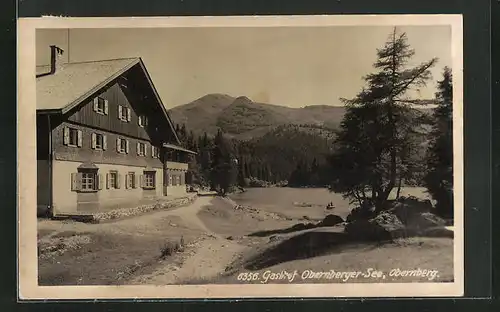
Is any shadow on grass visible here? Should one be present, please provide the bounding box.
[242,231,351,271]
[238,226,453,271]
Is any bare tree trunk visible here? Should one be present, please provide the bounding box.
[378,27,398,212]
[396,174,403,199]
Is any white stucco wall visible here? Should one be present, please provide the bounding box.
[52,160,163,215]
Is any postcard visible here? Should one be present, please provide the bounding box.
[17,14,463,299]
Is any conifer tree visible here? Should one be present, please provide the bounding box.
[424,67,453,218]
[210,130,237,195]
[329,28,437,210]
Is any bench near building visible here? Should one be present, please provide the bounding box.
[36,46,196,217]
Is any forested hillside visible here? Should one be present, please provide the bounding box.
[169,93,434,189]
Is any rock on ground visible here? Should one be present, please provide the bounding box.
[345,211,406,241]
[318,214,344,227]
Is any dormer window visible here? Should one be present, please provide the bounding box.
[118,105,131,122]
[138,115,148,127]
[93,97,108,115]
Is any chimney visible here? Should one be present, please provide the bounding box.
[49,45,64,74]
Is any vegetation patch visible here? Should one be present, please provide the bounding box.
[38,232,92,260]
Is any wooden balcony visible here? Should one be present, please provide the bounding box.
[166,161,188,171]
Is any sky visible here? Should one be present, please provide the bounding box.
[36,26,451,108]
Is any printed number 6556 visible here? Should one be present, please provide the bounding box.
[237,272,260,281]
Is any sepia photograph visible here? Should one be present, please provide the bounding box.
[17,15,463,299]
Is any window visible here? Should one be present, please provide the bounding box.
[145,173,155,188]
[126,172,136,189]
[93,97,108,115]
[117,138,129,154]
[81,172,95,190]
[118,105,131,122]
[71,167,102,192]
[108,171,118,189]
[137,142,147,156]
[138,115,148,127]
[170,174,180,186]
[63,127,82,147]
[151,146,160,158]
[91,133,107,150]
[142,171,156,189]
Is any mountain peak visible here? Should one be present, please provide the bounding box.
[233,96,254,104]
[168,93,346,140]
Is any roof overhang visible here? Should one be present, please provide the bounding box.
[163,143,197,155]
[36,109,63,115]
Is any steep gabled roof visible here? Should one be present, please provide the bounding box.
[36,57,181,145]
[36,58,140,112]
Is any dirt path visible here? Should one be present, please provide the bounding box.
[127,196,246,285]
[39,196,215,237]
[39,195,247,285]
[129,235,244,285]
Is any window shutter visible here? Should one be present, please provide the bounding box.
[118,105,123,120]
[63,127,69,145]
[134,174,139,188]
[125,174,129,189]
[138,116,142,127]
[127,108,131,122]
[71,173,82,191]
[91,133,96,149]
[98,174,103,190]
[93,98,98,112]
[151,145,155,158]
[77,130,83,147]
[116,138,121,153]
[104,99,109,115]
[140,174,145,188]
[136,142,140,155]
[103,135,107,150]
[106,173,110,189]
[126,140,130,154]
[116,173,121,189]
[144,144,148,156]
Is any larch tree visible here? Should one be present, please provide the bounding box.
[329,27,438,211]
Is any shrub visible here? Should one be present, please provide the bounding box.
[159,236,185,259]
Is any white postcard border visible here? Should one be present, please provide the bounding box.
[17,14,464,300]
